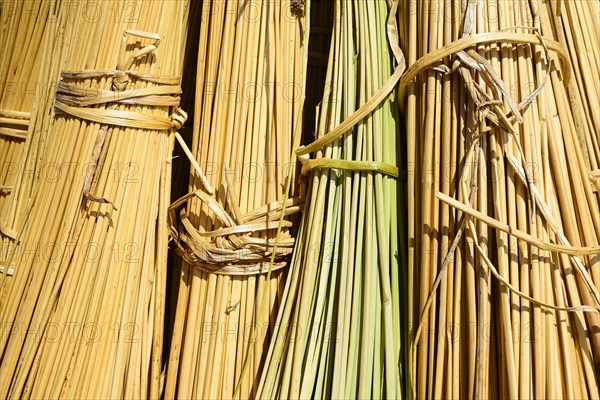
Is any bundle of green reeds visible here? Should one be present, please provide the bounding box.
[165,1,309,398]
[0,1,190,398]
[254,0,406,398]
[400,0,600,398]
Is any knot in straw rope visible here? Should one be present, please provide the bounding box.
[111,71,129,91]
[170,108,187,130]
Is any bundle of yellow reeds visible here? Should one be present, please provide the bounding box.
[0,0,62,282]
[165,1,309,398]
[255,0,406,397]
[547,0,600,208]
[400,0,600,398]
[0,1,190,398]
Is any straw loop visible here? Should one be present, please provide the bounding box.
[412,18,600,390]
[300,157,399,178]
[55,31,182,131]
[60,69,181,85]
[436,25,554,219]
[296,0,406,158]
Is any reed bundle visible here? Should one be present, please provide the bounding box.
[254,0,406,397]
[0,1,190,398]
[400,0,600,398]
[0,0,62,281]
[165,1,308,398]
